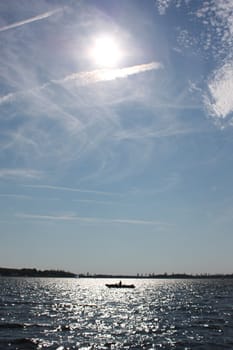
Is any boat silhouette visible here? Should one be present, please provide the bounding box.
[105,281,135,289]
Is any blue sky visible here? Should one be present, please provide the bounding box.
[1,0,233,275]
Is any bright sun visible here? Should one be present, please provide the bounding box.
[91,36,122,67]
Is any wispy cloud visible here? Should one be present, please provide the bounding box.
[0,194,31,200]
[23,184,120,197]
[0,92,15,105]
[115,125,197,141]
[156,0,233,125]
[72,199,115,205]
[17,212,171,227]
[0,8,63,33]
[56,62,162,86]
[0,62,162,106]
[0,169,43,180]
[156,0,173,15]
[129,173,181,195]
[192,0,233,123]
[0,193,60,201]
[205,60,233,121]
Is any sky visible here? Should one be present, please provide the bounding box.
[1,0,233,275]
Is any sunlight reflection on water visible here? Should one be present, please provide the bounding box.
[0,278,233,349]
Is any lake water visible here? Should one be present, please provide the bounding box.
[0,278,233,349]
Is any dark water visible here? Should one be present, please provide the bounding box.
[0,278,233,349]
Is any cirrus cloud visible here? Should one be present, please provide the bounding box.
[0,168,43,180]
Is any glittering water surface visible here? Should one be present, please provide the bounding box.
[0,278,233,349]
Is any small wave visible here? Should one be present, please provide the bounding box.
[0,323,25,329]
[0,322,47,329]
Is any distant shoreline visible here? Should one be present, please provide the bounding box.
[0,267,233,279]
[0,267,77,278]
[79,273,233,279]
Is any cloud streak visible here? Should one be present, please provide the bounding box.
[0,194,31,200]
[0,62,162,106]
[17,212,171,227]
[57,62,162,85]
[115,125,198,141]
[0,8,63,33]
[0,169,43,180]
[23,184,120,197]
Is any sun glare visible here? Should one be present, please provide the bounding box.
[91,36,122,67]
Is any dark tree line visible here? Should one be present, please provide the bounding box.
[0,267,77,277]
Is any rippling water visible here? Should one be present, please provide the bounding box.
[0,278,233,349]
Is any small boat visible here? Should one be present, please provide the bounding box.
[105,281,135,289]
